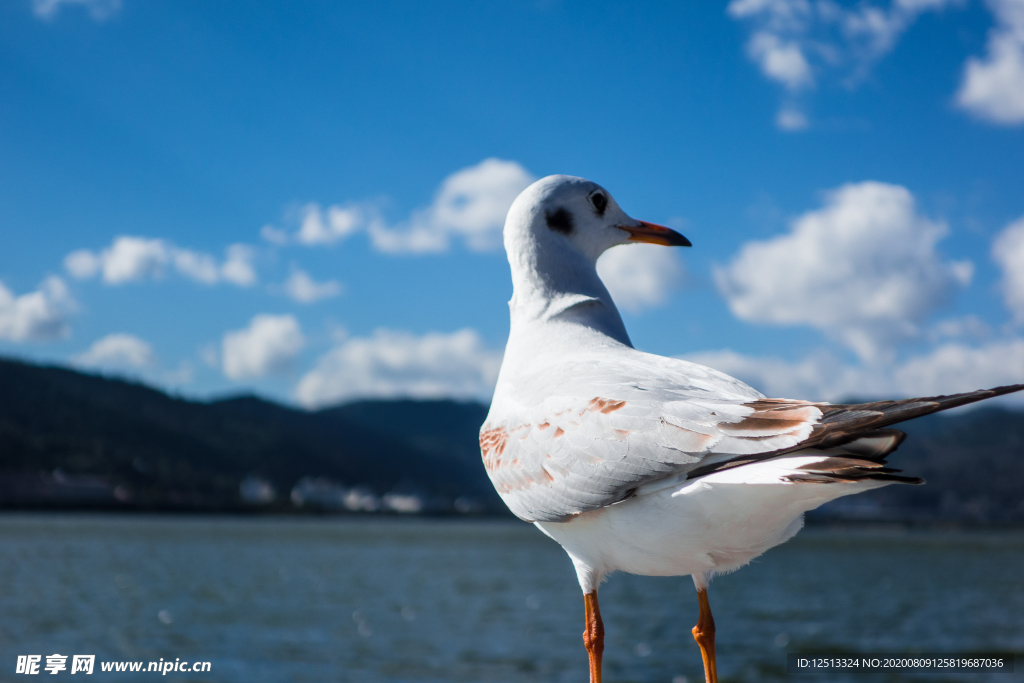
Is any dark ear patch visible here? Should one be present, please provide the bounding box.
[545,207,573,235]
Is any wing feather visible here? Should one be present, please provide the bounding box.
[482,347,1024,523]
[686,383,1024,480]
[481,354,826,522]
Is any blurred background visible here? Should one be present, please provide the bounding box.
[0,1,1022,681]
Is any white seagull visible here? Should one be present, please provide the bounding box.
[479,175,1023,683]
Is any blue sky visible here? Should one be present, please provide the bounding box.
[2,0,1023,407]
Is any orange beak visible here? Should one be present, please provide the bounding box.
[619,221,691,247]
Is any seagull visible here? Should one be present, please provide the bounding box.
[479,175,1023,683]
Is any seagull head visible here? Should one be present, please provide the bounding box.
[502,175,690,335]
[504,175,690,265]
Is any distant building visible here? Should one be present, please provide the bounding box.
[382,492,423,514]
[239,475,276,505]
[343,486,379,512]
[290,477,347,509]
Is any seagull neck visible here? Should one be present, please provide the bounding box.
[507,245,632,348]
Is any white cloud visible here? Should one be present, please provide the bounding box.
[892,338,1024,396]
[683,338,1024,402]
[283,269,343,304]
[0,277,75,342]
[597,243,682,314]
[32,0,120,21]
[746,31,814,91]
[715,181,972,363]
[63,250,101,279]
[260,224,290,245]
[222,314,304,380]
[776,107,809,130]
[64,237,258,287]
[728,0,812,30]
[221,244,258,287]
[92,236,169,284]
[928,314,990,342]
[172,249,219,284]
[163,360,195,386]
[296,204,364,246]
[274,159,536,253]
[993,214,1024,322]
[294,328,502,408]
[727,0,962,128]
[199,343,219,369]
[383,157,536,252]
[73,333,155,371]
[957,0,1024,125]
[683,348,858,402]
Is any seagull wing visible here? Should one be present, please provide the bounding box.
[482,352,816,522]
[481,351,1024,523]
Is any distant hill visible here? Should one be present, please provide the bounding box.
[0,357,498,513]
[0,356,1022,521]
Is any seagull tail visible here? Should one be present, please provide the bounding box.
[814,383,1024,449]
[686,384,1024,481]
[780,455,924,486]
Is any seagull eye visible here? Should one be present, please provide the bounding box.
[546,207,574,234]
[589,192,608,216]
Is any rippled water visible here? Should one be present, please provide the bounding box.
[0,514,1020,682]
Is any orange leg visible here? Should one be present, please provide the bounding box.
[692,588,718,683]
[583,591,604,683]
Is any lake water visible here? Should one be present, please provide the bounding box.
[0,514,1020,682]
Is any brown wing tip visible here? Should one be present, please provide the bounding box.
[823,383,1024,431]
[985,383,1024,398]
[933,383,1024,405]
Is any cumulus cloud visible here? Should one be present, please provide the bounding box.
[378,158,535,252]
[221,244,258,286]
[222,315,305,380]
[683,348,859,402]
[745,30,814,91]
[776,107,809,130]
[66,237,166,283]
[928,314,990,342]
[163,360,194,386]
[73,333,155,371]
[0,277,75,342]
[683,338,1024,402]
[172,249,219,284]
[295,204,364,246]
[63,249,103,280]
[260,225,290,245]
[295,328,502,408]
[270,159,536,253]
[715,181,972,363]
[32,0,120,21]
[993,214,1024,322]
[283,269,343,304]
[956,0,1024,125]
[64,237,258,287]
[727,0,962,128]
[597,243,682,314]
[891,338,1024,396]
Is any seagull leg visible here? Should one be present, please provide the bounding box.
[583,590,604,683]
[692,588,718,683]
